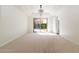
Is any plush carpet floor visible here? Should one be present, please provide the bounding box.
[0,33,79,53]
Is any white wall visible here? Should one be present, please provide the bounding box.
[27,16,33,33]
[48,16,53,33]
[57,6,79,45]
[52,16,59,34]
[0,6,2,41]
[0,6,27,47]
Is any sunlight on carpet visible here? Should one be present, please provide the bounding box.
[36,33,57,36]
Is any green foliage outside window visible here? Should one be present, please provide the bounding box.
[41,23,47,29]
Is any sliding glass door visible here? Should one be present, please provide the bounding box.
[33,18,48,33]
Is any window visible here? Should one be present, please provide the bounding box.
[33,18,48,33]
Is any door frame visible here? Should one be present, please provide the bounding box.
[33,18,48,33]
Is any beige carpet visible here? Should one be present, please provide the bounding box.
[0,33,79,53]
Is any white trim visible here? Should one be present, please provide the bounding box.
[0,33,26,47]
[61,36,79,46]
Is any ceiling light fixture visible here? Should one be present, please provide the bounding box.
[38,5,44,17]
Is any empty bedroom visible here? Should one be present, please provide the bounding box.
[0,5,79,53]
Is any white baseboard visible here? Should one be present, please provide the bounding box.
[0,32,26,47]
[0,37,17,47]
[61,36,79,46]
[67,39,79,46]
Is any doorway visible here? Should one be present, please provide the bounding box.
[33,18,48,33]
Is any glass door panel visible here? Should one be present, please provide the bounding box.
[40,18,48,32]
[33,18,48,33]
